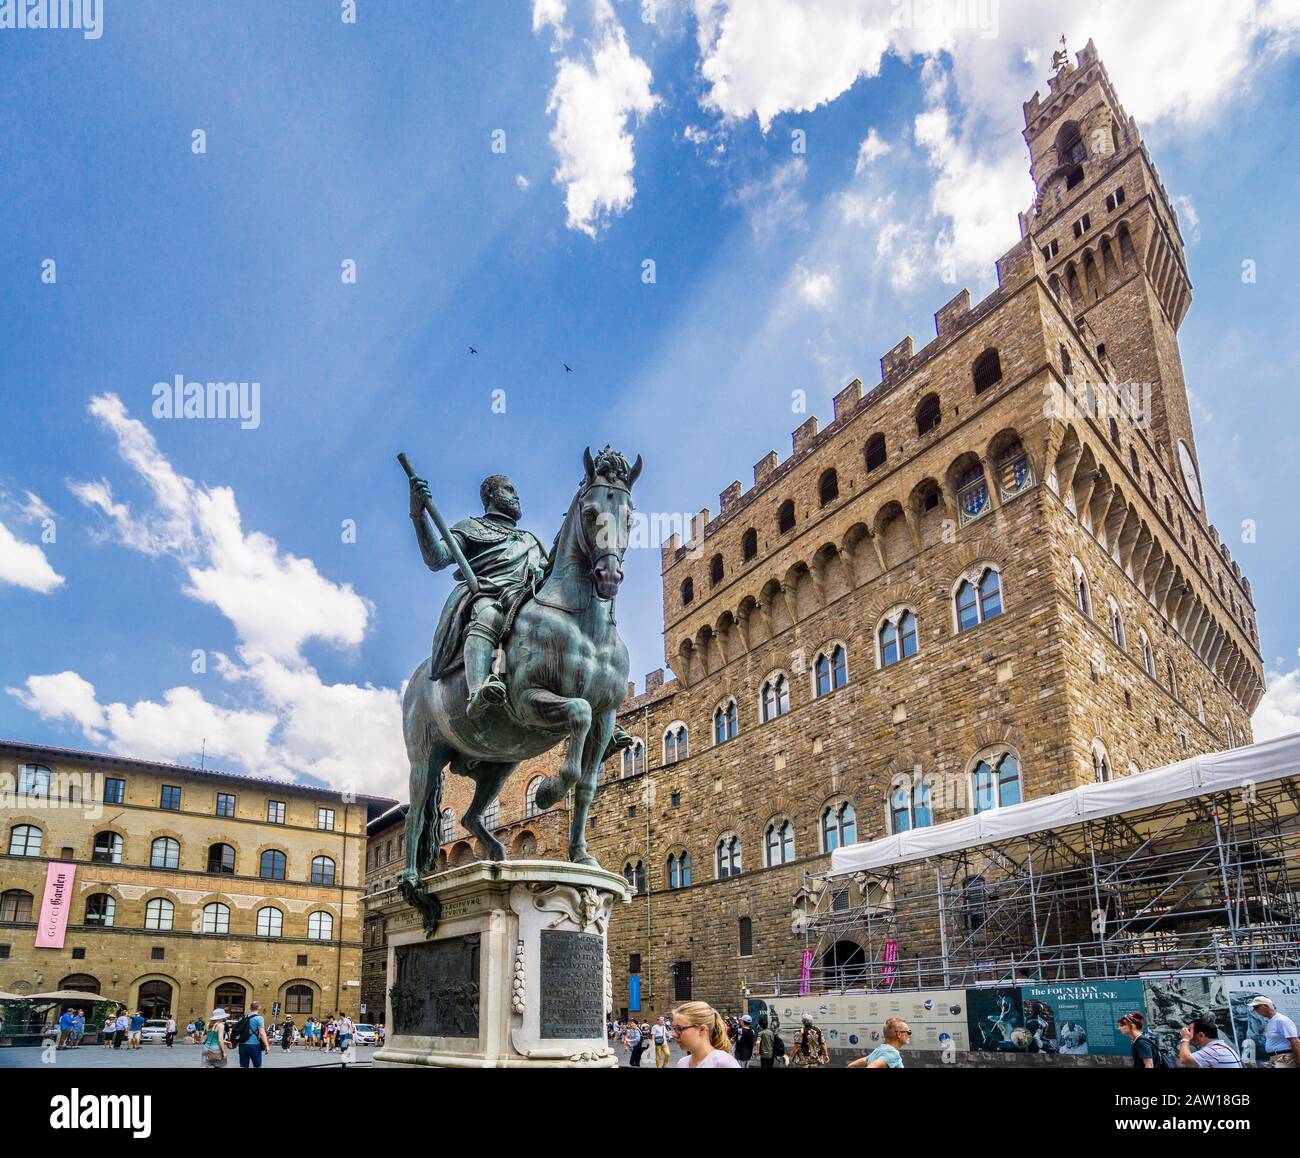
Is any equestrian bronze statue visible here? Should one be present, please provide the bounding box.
[398,446,641,931]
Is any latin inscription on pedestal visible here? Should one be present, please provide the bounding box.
[391,935,480,1038]
[539,929,603,1039]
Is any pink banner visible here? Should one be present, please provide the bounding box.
[799,948,814,995]
[35,862,76,949]
[882,940,898,987]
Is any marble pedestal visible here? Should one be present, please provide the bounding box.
[371,859,628,1069]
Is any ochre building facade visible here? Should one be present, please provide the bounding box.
[406,42,1264,1018]
[0,740,394,1028]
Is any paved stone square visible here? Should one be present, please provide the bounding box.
[0,1042,376,1069]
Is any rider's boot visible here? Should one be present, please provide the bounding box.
[464,633,507,720]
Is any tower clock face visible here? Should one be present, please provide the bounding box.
[1177,439,1202,511]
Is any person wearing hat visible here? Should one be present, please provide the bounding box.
[789,1012,830,1068]
[1249,996,1300,1068]
[734,1014,756,1067]
[201,1008,229,1068]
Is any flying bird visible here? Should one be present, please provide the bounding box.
[564,364,573,373]
[469,346,478,354]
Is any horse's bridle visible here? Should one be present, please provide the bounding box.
[533,479,631,617]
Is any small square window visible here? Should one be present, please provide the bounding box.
[104,777,125,804]
[1124,691,1132,710]
[297,954,308,967]
[160,785,182,811]
[0,945,10,960]
[60,846,74,861]
[629,953,642,973]
[628,805,637,819]
[71,946,86,960]
[151,947,165,961]
[267,800,286,825]
[317,808,336,832]
[671,791,681,808]
[216,792,236,818]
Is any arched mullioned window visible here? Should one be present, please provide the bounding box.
[207,843,235,874]
[819,469,839,506]
[878,608,918,667]
[620,739,646,778]
[865,433,887,472]
[972,348,1003,394]
[0,889,34,923]
[760,674,789,722]
[84,893,115,927]
[971,752,1022,814]
[151,837,181,870]
[525,778,544,816]
[202,902,230,935]
[764,818,795,866]
[954,566,1003,632]
[716,835,741,879]
[709,554,724,585]
[813,644,847,697]
[820,802,856,852]
[663,723,689,765]
[260,849,287,880]
[1107,596,1126,650]
[916,394,941,435]
[713,698,737,744]
[889,776,933,833]
[92,831,123,864]
[1071,558,1092,618]
[777,499,795,534]
[1140,630,1156,679]
[742,528,758,561]
[17,764,52,798]
[307,911,334,941]
[623,860,645,894]
[667,851,692,889]
[439,808,456,842]
[257,906,283,938]
[1091,740,1112,784]
[9,824,43,857]
[144,897,174,930]
[311,855,336,885]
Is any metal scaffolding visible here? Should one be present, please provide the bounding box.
[789,771,1300,995]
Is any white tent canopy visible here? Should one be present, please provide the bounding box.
[829,732,1300,878]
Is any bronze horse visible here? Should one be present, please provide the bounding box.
[399,447,640,929]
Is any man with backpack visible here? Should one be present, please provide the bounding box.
[733,1014,756,1067]
[756,1016,781,1069]
[229,1002,270,1068]
[789,1012,830,1068]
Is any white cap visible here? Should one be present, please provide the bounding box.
[1248,996,1274,1010]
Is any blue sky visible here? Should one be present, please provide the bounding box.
[2,0,1298,800]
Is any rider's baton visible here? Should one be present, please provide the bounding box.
[398,452,480,594]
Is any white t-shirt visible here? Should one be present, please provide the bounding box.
[677,1049,741,1068]
[651,1024,668,1044]
[1265,1013,1299,1054]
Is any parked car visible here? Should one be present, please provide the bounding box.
[139,1019,169,1044]
[352,1023,378,1045]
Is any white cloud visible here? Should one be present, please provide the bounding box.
[794,265,835,309]
[692,0,1300,279]
[1253,665,1300,742]
[532,0,570,45]
[0,518,64,594]
[1173,193,1201,244]
[545,7,658,238]
[732,156,807,241]
[854,127,890,173]
[515,173,530,190]
[12,394,409,799]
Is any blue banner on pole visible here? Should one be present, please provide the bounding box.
[629,974,641,1013]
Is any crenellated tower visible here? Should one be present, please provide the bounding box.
[1020,38,1205,522]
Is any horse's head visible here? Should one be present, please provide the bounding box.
[578,445,642,600]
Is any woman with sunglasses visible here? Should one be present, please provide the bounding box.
[671,1001,741,1068]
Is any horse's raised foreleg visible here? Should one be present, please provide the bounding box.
[515,689,592,812]
[463,762,515,862]
[570,710,615,867]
